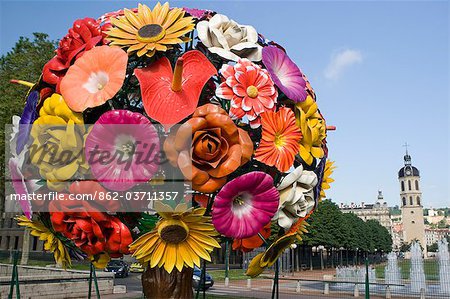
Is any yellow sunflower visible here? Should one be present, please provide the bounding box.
[320,160,335,200]
[106,2,195,57]
[129,203,220,273]
[16,216,71,268]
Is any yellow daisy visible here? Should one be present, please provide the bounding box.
[106,2,195,57]
[129,203,220,273]
[320,160,335,200]
[16,216,72,268]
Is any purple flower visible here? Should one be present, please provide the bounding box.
[85,110,160,191]
[262,46,307,103]
[212,172,279,239]
[183,7,209,19]
[9,158,33,219]
[16,91,38,154]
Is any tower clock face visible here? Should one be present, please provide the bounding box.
[406,169,411,175]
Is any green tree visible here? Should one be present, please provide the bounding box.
[427,242,438,252]
[303,199,346,248]
[0,33,56,205]
[341,212,365,250]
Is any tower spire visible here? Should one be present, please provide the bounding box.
[403,142,411,166]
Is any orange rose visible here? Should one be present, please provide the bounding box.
[164,104,253,193]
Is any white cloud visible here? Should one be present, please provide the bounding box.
[324,49,363,80]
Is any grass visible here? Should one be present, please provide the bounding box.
[208,269,256,281]
[375,259,439,281]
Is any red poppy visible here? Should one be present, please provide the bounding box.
[135,50,217,131]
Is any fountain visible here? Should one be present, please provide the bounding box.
[438,238,450,294]
[409,241,426,293]
[335,265,376,291]
[385,252,402,290]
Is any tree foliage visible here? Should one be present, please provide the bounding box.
[0,33,56,201]
[303,200,393,253]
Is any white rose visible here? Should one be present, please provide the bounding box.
[197,14,262,62]
[274,165,318,230]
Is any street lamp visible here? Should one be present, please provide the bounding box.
[311,246,317,270]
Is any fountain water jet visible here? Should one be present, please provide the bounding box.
[384,252,402,290]
[437,238,450,294]
[409,241,426,293]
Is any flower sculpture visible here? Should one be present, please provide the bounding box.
[216,58,277,128]
[10,3,334,298]
[135,50,217,130]
[106,3,195,57]
[85,109,160,191]
[274,165,318,230]
[130,203,220,273]
[50,201,132,258]
[212,172,279,239]
[17,215,73,268]
[255,107,302,172]
[43,18,105,92]
[30,93,87,191]
[60,46,128,112]
[164,104,253,193]
[262,46,307,103]
[197,14,262,61]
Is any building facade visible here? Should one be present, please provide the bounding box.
[339,190,392,231]
[398,150,426,253]
[425,228,450,247]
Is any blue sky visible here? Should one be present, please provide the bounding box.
[1,0,448,208]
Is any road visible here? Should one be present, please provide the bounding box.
[113,273,380,299]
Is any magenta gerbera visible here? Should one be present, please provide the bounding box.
[85,110,160,191]
[262,46,307,103]
[212,171,279,239]
[216,58,277,128]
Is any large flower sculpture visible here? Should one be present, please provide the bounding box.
[50,201,132,258]
[197,14,262,61]
[216,58,277,128]
[255,107,302,172]
[43,18,105,92]
[262,46,307,103]
[106,2,195,57]
[30,93,87,191]
[60,46,128,112]
[85,109,160,191]
[274,165,318,230]
[296,95,327,165]
[10,2,334,297]
[212,172,279,239]
[130,203,220,273]
[164,104,253,193]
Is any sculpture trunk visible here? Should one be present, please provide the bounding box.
[142,266,194,299]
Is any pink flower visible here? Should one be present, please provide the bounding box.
[85,110,160,191]
[216,59,278,128]
[212,172,279,239]
[262,46,307,103]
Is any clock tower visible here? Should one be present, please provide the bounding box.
[398,147,426,253]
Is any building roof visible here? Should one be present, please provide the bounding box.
[398,165,420,178]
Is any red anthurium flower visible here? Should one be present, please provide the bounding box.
[134,50,217,131]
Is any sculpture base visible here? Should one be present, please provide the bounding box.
[142,266,194,299]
